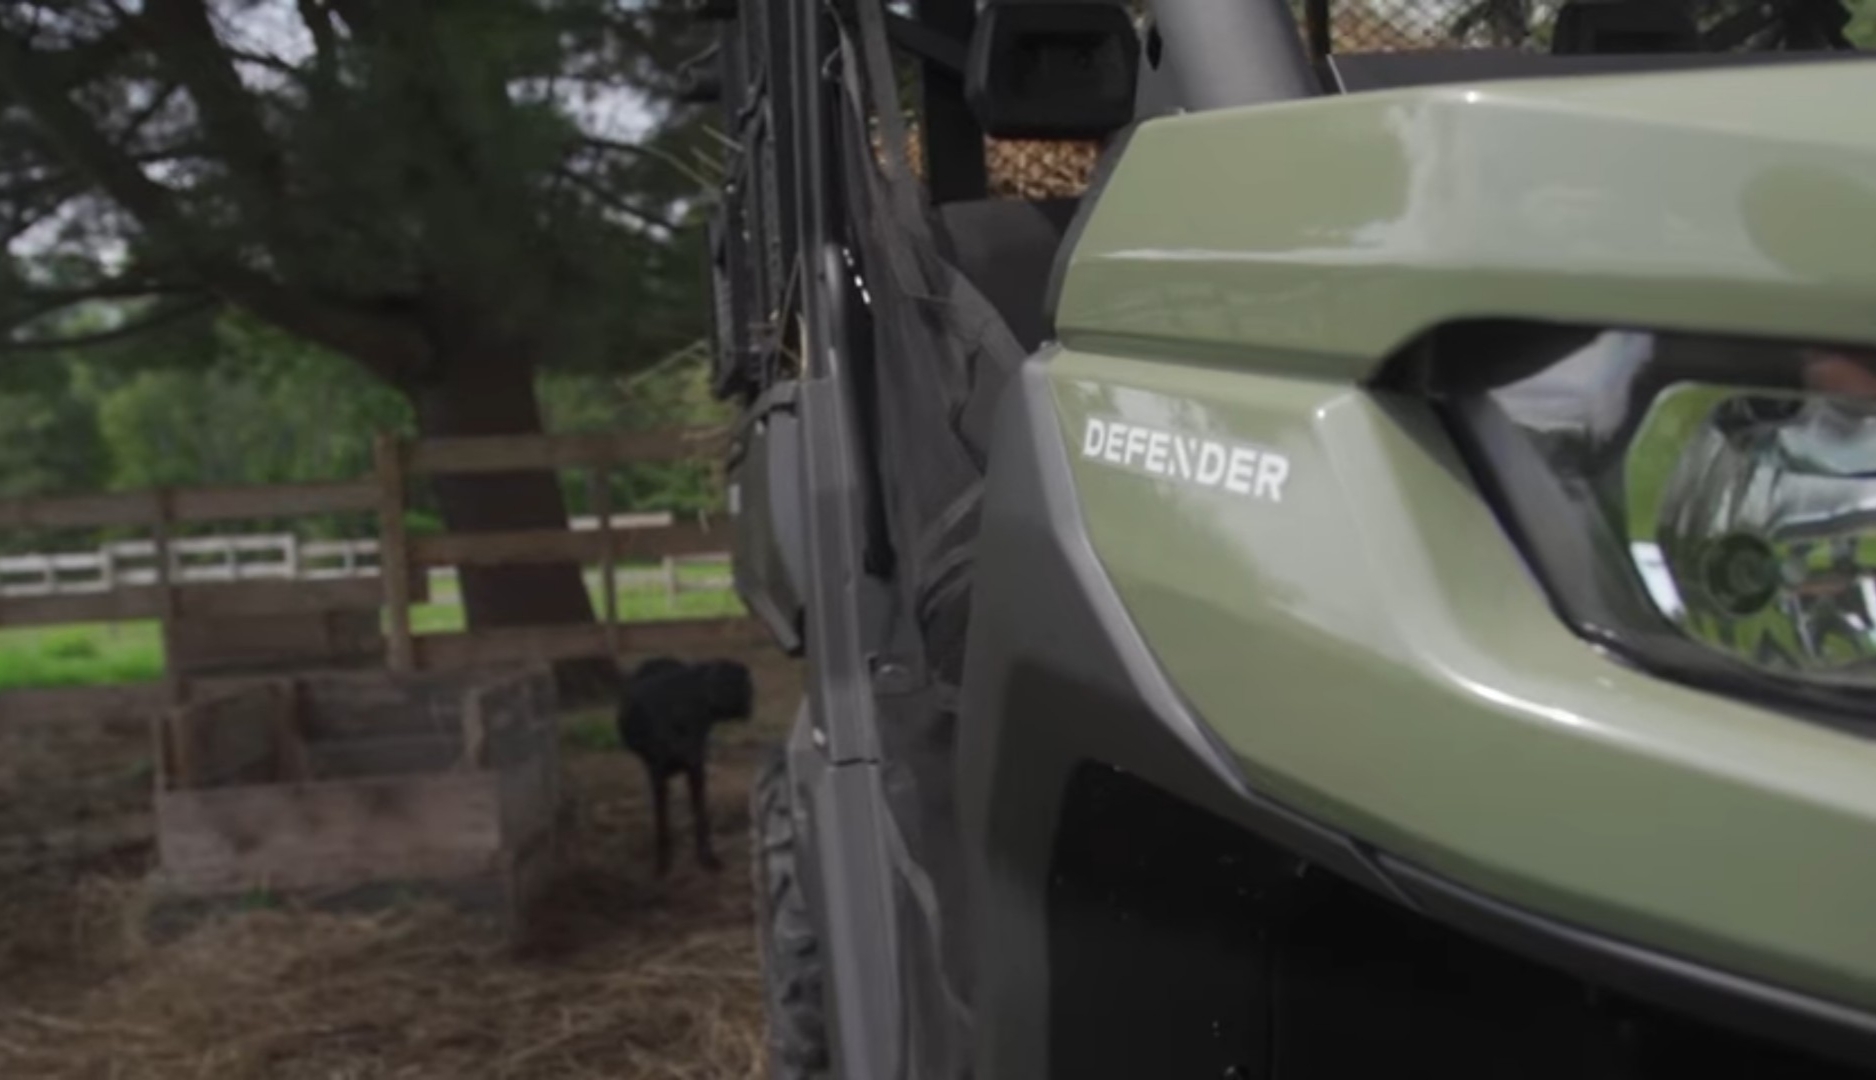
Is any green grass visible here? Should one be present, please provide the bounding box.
[407,565,745,634]
[0,565,746,692]
[0,622,166,689]
[561,710,619,752]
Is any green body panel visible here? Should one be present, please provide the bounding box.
[1047,350,1876,1011]
[1058,62,1876,377]
[1045,61,1876,1012]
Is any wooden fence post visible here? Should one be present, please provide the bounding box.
[588,468,619,661]
[375,434,415,673]
[154,486,184,706]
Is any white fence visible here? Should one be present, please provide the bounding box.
[0,535,382,596]
[0,512,729,602]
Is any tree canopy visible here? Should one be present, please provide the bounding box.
[0,0,712,382]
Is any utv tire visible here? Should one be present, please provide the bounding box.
[752,746,831,1079]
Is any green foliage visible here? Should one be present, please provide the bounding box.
[0,332,115,551]
[542,346,733,518]
[1850,0,1876,45]
[95,314,411,492]
[0,368,110,551]
[0,307,728,556]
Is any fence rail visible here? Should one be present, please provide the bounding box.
[0,479,379,531]
[0,535,383,596]
[0,426,752,694]
[0,530,729,599]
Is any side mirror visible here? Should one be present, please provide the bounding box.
[966,0,1139,140]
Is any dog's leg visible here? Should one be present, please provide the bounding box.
[687,760,721,872]
[649,767,674,876]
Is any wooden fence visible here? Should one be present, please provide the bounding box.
[369,428,751,672]
[0,426,761,698]
[1,526,731,602]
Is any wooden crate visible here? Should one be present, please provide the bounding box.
[149,666,560,929]
[165,610,385,678]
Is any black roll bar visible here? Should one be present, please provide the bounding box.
[1150,0,1322,105]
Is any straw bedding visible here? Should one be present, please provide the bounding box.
[0,655,802,1080]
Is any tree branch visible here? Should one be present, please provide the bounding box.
[223,47,305,78]
[0,295,218,353]
[0,21,431,381]
[296,0,340,79]
[554,166,680,232]
[3,277,202,331]
[118,80,182,145]
[325,0,376,37]
[578,136,713,188]
[138,0,287,209]
[31,18,143,91]
[0,27,198,244]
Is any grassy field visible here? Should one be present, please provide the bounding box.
[408,563,744,633]
[0,563,744,691]
[0,622,166,690]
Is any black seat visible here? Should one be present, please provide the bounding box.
[933,197,1080,352]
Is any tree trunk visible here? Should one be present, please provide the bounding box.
[407,350,616,700]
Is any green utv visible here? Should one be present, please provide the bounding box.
[696,0,1876,1072]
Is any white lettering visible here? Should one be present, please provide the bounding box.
[1224,447,1259,495]
[1145,431,1170,475]
[1103,422,1128,464]
[1124,426,1150,467]
[1196,442,1228,486]
[1079,413,1292,505]
[1255,454,1291,502]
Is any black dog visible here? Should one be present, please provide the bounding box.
[615,655,754,874]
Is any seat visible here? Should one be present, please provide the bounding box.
[933,197,1081,352]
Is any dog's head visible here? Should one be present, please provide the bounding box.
[698,658,755,722]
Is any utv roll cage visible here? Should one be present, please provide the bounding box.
[697,0,1865,1074]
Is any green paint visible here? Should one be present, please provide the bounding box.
[1045,345,1876,1014]
[1059,63,1876,377]
[1035,64,1876,1011]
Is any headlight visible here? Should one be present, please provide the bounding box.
[1432,326,1876,719]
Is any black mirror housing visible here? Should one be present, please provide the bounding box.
[966,0,1139,140]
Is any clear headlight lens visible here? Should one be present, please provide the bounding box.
[1442,328,1876,709]
[1636,384,1876,684]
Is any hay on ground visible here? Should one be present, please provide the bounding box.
[0,653,803,1080]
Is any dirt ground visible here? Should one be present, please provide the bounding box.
[0,648,803,1080]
